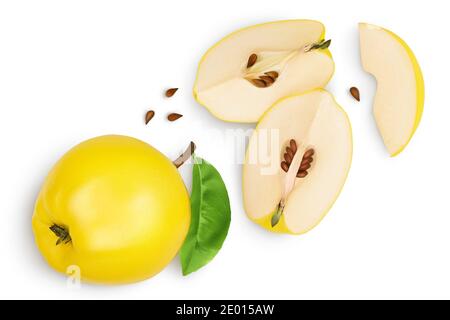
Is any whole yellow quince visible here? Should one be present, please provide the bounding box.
[32,135,190,284]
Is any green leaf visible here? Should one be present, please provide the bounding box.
[180,155,231,276]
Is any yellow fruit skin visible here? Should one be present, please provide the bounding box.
[32,135,190,284]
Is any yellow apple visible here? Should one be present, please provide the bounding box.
[32,135,190,284]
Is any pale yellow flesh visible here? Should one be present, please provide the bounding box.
[359,23,424,156]
[194,20,334,123]
[243,90,352,234]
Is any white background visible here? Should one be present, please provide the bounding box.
[0,0,447,300]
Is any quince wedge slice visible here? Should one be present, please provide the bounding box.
[359,23,425,156]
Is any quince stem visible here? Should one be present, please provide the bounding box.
[173,142,196,169]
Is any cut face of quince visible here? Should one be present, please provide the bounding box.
[359,23,424,156]
[194,20,335,123]
[243,90,352,235]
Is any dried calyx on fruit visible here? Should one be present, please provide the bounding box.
[245,39,331,89]
[272,140,315,227]
[49,224,72,245]
[305,39,331,52]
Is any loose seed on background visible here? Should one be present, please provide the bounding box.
[350,87,360,101]
[145,110,155,124]
[165,88,178,98]
[167,113,183,122]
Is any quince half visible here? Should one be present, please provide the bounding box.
[243,90,352,234]
[194,20,334,123]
